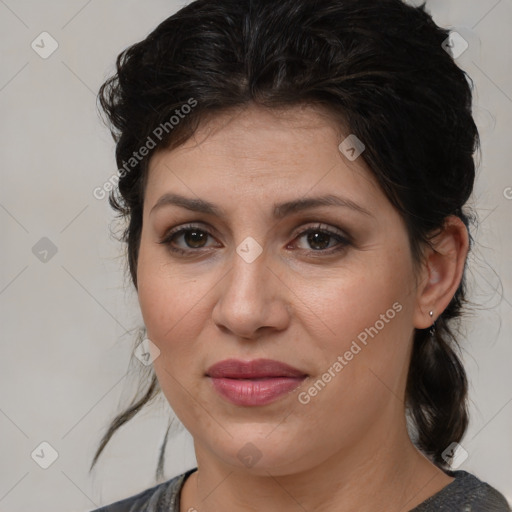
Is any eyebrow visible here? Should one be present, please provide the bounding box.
[150,192,373,218]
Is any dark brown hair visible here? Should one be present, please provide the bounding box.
[91,0,479,478]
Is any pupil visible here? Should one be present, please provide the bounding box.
[185,230,206,248]
[308,232,330,250]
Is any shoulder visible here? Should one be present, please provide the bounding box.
[88,468,197,512]
[412,470,511,512]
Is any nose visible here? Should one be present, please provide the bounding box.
[211,244,291,340]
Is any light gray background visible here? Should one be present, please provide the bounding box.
[0,1,511,510]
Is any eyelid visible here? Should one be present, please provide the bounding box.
[290,222,350,243]
[159,223,220,250]
[159,221,352,255]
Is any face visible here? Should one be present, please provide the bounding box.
[137,104,422,476]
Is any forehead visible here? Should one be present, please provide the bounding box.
[177,103,347,162]
[146,103,380,198]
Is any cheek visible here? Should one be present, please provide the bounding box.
[297,256,413,342]
[137,240,200,336]
[137,247,194,359]
[136,243,225,395]
[293,273,412,449]
[136,254,210,425]
[294,254,416,400]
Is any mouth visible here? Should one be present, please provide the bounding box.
[205,358,308,406]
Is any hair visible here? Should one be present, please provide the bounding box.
[91,0,479,478]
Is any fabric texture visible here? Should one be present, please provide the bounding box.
[89,468,511,512]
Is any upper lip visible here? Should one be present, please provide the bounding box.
[206,358,307,379]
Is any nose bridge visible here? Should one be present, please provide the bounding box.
[225,214,270,295]
[212,237,288,338]
[224,240,270,311]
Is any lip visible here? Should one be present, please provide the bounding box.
[206,358,308,406]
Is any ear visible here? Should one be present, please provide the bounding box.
[413,216,469,329]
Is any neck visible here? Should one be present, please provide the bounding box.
[180,417,452,512]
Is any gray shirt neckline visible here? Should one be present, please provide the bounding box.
[91,467,510,511]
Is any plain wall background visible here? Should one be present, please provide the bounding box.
[0,1,511,510]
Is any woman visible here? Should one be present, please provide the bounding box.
[89,0,510,510]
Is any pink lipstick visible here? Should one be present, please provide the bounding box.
[206,358,307,406]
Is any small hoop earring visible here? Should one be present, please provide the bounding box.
[429,310,436,336]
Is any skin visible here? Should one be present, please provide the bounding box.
[136,103,469,512]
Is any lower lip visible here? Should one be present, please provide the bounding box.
[209,376,306,406]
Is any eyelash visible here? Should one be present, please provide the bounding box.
[158,223,351,257]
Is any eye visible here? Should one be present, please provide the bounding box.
[158,224,218,255]
[158,222,351,256]
[290,223,351,254]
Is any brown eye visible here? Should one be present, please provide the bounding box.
[305,231,333,250]
[159,224,217,255]
[292,224,351,254]
[182,229,209,248]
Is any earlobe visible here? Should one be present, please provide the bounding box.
[413,216,469,329]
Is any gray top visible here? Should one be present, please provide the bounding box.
[90,468,511,511]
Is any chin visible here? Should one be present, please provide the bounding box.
[202,429,317,476]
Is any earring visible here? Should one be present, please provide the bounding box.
[429,310,436,336]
